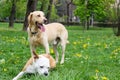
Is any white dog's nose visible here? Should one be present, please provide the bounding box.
[44,72,48,76]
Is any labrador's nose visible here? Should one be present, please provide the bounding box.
[44,18,47,23]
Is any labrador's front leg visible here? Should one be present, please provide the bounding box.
[30,44,36,56]
[43,39,50,54]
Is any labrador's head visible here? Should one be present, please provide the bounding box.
[28,11,47,31]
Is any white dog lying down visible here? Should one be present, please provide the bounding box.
[13,51,56,80]
[27,11,69,64]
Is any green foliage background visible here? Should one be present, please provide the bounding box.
[0,0,58,21]
[0,0,117,22]
[74,0,115,22]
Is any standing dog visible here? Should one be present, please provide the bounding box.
[27,11,68,64]
[13,51,56,80]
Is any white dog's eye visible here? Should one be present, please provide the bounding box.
[40,66,44,68]
[37,15,41,17]
[47,67,50,69]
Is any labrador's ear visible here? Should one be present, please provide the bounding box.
[32,51,39,59]
[28,12,33,24]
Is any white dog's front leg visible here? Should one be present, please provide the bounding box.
[13,71,24,80]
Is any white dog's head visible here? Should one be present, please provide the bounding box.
[33,51,50,76]
[28,11,47,31]
[34,56,50,76]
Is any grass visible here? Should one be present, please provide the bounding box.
[0,22,120,80]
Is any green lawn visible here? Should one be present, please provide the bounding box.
[0,22,120,80]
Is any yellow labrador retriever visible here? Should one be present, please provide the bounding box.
[27,11,68,64]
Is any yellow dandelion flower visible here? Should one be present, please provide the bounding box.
[101,76,109,80]
[3,68,7,72]
[112,48,120,54]
[73,42,77,45]
[75,53,82,58]
[83,44,88,49]
[104,43,108,48]
[95,69,99,73]
[50,48,54,54]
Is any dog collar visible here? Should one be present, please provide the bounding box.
[30,28,38,35]
[31,32,38,34]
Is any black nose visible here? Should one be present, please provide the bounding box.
[44,72,48,76]
[44,19,47,23]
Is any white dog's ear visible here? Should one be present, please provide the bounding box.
[28,12,33,24]
[32,51,39,59]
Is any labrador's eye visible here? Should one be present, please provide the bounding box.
[37,15,41,17]
[40,66,44,68]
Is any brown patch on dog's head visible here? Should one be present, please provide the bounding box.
[22,51,41,72]
[42,54,56,69]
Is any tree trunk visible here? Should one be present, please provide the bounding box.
[90,13,94,27]
[87,16,89,30]
[23,0,38,31]
[117,24,120,36]
[46,0,53,23]
[116,0,120,36]
[84,0,89,30]
[9,0,16,28]
[66,0,73,27]
[66,4,70,27]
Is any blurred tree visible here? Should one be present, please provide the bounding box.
[65,0,73,26]
[46,0,54,23]
[112,0,120,36]
[9,0,16,28]
[40,0,45,11]
[39,0,58,22]
[16,0,26,20]
[0,0,26,24]
[74,0,115,30]
[38,0,49,14]
[23,0,38,31]
[50,4,59,22]
[116,0,120,36]
[0,1,11,19]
